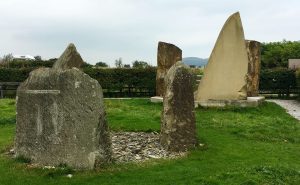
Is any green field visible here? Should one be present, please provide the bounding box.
[0,99,299,185]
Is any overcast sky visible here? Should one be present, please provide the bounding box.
[0,0,299,66]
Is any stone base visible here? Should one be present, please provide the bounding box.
[150,96,163,103]
[151,96,265,107]
[196,96,265,108]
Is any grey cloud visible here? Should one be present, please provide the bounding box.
[0,0,299,65]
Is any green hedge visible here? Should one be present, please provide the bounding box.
[83,67,156,91]
[259,68,297,97]
[0,68,33,82]
[1,66,298,98]
[296,70,300,100]
[0,59,55,68]
[0,67,157,97]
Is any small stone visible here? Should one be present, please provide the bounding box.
[148,155,160,159]
[43,166,55,169]
[9,149,15,154]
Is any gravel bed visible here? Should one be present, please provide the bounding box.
[111,132,186,163]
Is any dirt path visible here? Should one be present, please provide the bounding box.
[267,100,300,121]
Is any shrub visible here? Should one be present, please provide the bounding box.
[0,67,157,97]
[296,69,300,100]
[0,59,55,68]
[0,68,33,82]
[259,68,297,97]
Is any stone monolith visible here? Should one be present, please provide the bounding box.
[14,44,112,169]
[156,41,182,97]
[160,61,197,152]
[195,12,249,103]
[246,40,261,97]
[53,43,84,70]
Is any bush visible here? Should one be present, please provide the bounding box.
[0,68,33,82]
[259,68,297,97]
[0,67,157,97]
[296,69,300,100]
[83,67,156,97]
[0,59,55,68]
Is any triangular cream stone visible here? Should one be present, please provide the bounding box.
[196,12,248,102]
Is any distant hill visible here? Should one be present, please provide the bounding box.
[183,57,208,67]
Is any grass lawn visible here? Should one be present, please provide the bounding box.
[0,98,299,185]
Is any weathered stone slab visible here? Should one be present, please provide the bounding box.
[53,43,84,70]
[160,61,197,152]
[156,41,182,97]
[15,44,111,169]
[195,12,249,103]
[246,40,261,97]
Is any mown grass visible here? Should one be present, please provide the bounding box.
[0,98,299,185]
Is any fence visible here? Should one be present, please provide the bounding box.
[0,82,21,98]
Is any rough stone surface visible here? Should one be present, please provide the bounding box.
[53,43,84,70]
[15,44,111,169]
[246,40,261,97]
[156,41,182,97]
[196,12,249,103]
[160,61,197,152]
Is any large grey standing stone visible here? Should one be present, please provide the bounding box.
[160,61,197,152]
[156,41,182,97]
[246,40,261,97]
[14,44,112,169]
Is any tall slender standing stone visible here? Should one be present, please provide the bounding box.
[156,41,182,97]
[15,44,112,169]
[195,12,249,103]
[246,40,261,97]
[160,61,197,152]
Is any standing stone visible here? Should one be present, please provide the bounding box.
[156,41,182,97]
[53,43,84,70]
[246,40,261,97]
[160,61,197,152]
[14,44,112,169]
[195,12,249,103]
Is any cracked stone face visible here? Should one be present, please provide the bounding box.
[14,44,112,169]
[160,61,198,152]
[246,40,261,97]
[156,41,182,97]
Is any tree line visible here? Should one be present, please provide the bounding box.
[0,54,152,69]
[261,40,300,69]
[1,40,300,69]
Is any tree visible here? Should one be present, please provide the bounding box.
[95,61,108,67]
[115,58,123,68]
[124,64,130,68]
[1,53,13,68]
[34,55,42,61]
[261,40,300,69]
[132,60,150,68]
